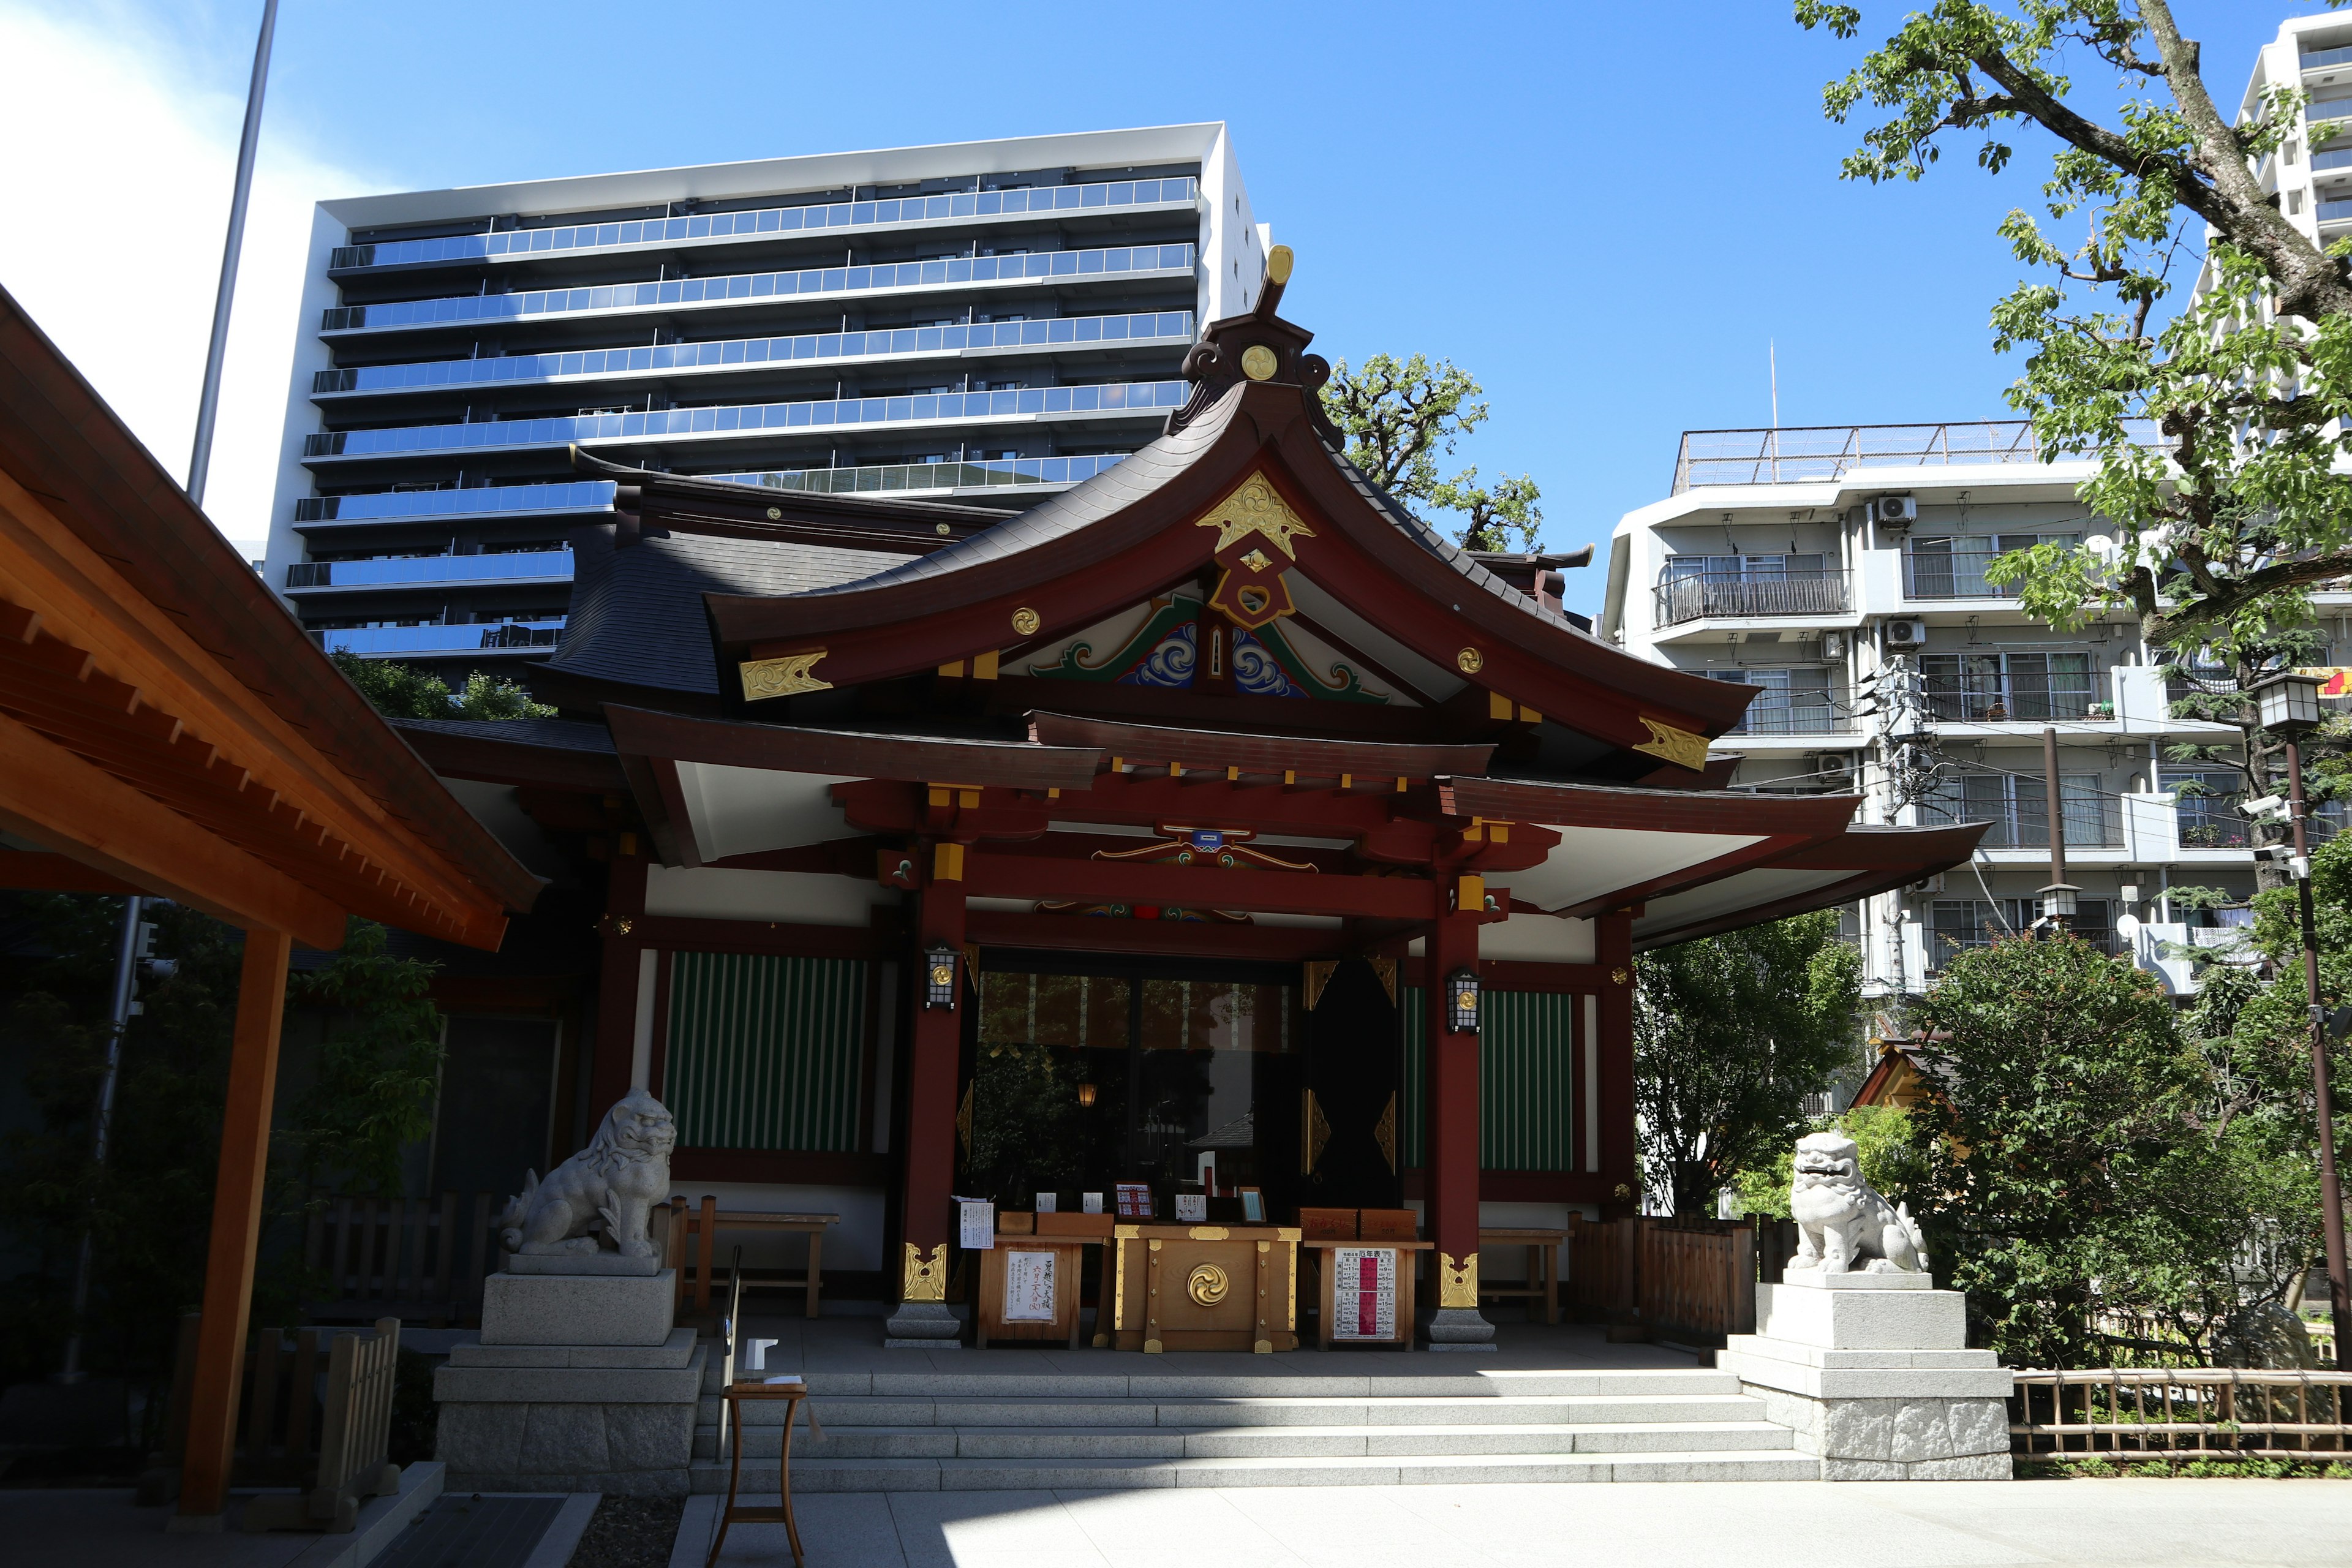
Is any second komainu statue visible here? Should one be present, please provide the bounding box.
[1786,1130,1929,1275]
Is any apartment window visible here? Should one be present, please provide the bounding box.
[2164,767,2248,848]
[1904,533,2075,598]
[1929,898,2116,968]
[1918,770,2116,848]
[1919,650,2101,720]
[1711,666,1835,734]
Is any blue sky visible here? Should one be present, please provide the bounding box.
[0,0,2316,616]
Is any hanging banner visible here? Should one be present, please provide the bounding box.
[2294,667,2352,698]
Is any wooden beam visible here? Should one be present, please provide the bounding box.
[178,927,293,1523]
[0,707,345,950]
[963,848,1436,921]
[0,847,137,892]
[965,908,1343,960]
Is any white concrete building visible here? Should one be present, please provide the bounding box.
[263,125,1265,671]
[1601,422,2299,1006]
[2230,13,2352,248]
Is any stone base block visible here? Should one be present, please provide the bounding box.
[435,1343,705,1494]
[1423,1307,1499,1352]
[1756,1278,1966,1352]
[447,1326,698,1370]
[481,1268,677,1346]
[506,1251,664,1276]
[1735,1357,2013,1482]
[883,1301,963,1349]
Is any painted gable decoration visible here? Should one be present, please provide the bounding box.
[1196,470,1312,630]
[1026,595,1389,703]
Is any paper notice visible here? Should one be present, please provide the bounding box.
[958,1197,995,1250]
[1003,1249,1057,1322]
[1332,1246,1397,1340]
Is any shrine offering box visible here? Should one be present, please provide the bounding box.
[1109,1224,1301,1353]
[976,1235,1086,1346]
[1359,1208,1419,1241]
[1036,1210,1115,1238]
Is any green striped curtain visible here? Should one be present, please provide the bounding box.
[1399,986,1578,1172]
[664,952,867,1151]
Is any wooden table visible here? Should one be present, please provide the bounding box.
[1302,1239,1433,1349]
[1477,1227,1569,1325]
[668,1199,839,1321]
[707,1378,807,1568]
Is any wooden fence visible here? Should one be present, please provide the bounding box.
[1564,1216,1757,1344]
[2011,1368,2352,1461]
[302,1191,500,1325]
[160,1311,404,1513]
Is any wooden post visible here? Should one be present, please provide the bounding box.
[897,878,966,1303]
[587,852,650,1123]
[176,926,293,1527]
[1596,910,1638,1218]
[1422,907,1482,1305]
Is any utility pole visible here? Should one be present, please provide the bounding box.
[2038,725,2078,929]
[185,0,279,509]
[2253,671,2351,1367]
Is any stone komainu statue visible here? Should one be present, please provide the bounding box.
[1787,1130,1928,1275]
[497,1088,676,1258]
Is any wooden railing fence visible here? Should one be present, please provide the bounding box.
[303,1190,500,1325]
[2011,1368,2352,1461]
[1564,1215,1758,1344]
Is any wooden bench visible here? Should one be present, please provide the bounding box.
[666,1197,840,1321]
[1477,1227,1569,1325]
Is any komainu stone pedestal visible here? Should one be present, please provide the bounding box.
[435,1268,707,1495]
[1719,1272,2013,1480]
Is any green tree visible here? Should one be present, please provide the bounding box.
[1319,354,1544,552]
[1634,911,1863,1218]
[276,919,444,1199]
[1795,1,2352,647]
[329,649,554,722]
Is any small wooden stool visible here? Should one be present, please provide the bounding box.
[707,1377,809,1568]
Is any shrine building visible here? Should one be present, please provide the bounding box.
[398,252,1983,1346]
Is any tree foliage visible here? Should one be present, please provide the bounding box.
[1735,1104,1928,1221]
[1795,1,2352,665]
[330,649,554,722]
[278,919,445,1199]
[1634,911,1863,1218]
[1319,354,1544,552]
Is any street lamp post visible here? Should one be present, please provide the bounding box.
[2252,669,2351,1366]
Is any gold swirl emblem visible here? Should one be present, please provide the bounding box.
[1011,606,1042,636]
[1186,1263,1229,1307]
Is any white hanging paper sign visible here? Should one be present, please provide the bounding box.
[957,1197,995,1250]
[1332,1247,1397,1340]
[1035,1193,1058,1213]
[1003,1249,1057,1322]
[1082,1192,1104,1215]
[1174,1193,1207,1223]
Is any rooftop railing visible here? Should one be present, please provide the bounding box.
[329,177,1199,271]
[312,620,565,657]
[319,244,1197,333]
[707,453,1125,494]
[312,311,1194,398]
[285,548,574,591]
[1652,568,1849,625]
[294,480,616,526]
[1672,422,2061,491]
[302,380,1184,461]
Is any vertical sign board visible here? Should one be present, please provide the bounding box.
[1003,1250,1058,1322]
[1332,1246,1397,1340]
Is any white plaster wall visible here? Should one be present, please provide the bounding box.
[643,864,899,925]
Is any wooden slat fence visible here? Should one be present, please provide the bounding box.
[1564,1215,1758,1344]
[2011,1368,2352,1461]
[160,1311,403,1509]
[302,1190,499,1325]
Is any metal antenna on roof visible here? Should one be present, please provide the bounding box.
[184,0,278,510]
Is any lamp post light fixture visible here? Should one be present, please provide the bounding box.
[2037,881,2080,926]
[1446,967,1481,1035]
[1077,1082,1098,1108]
[923,946,959,1010]
[2250,668,2352,1368]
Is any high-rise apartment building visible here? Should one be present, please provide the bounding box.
[2230,13,2352,249]
[1604,423,2313,1009]
[263,126,1265,669]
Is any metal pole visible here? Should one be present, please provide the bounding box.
[184,0,279,508]
[2285,737,2352,1365]
[59,895,143,1382]
[2043,725,2067,922]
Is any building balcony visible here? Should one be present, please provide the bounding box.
[301,380,1185,465]
[1923,798,2125,852]
[311,311,1195,401]
[1921,669,2114,724]
[328,176,1200,272]
[1723,704,1856,739]
[294,479,618,529]
[1901,546,2027,600]
[1653,569,1849,626]
[312,619,565,657]
[708,453,1125,496]
[285,548,573,595]
[318,244,1198,335]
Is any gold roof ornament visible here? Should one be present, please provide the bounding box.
[1195,470,1316,559]
[1632,716,1709,772]
[739,650,831,700]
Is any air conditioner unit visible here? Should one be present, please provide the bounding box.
[1872,495,1918,526]
[1807,752,1856,790]
[1910,872,1947,895]
[1882,617,1929,648]
[1820,630,1847,660]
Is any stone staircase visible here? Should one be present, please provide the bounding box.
[690,1366,1817,1490]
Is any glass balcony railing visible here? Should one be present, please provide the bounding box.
[2315,145,2352,172]
[329,177,1199,271]
[285,549,574,591]
[294,480,616,526]
[2312,96,2352,125]
[2305,45,2352,70]
[312,311,1195,398]
[707,453,1125,494]
[2322,195,2352,224]
[312,620,566,656]
[1652,569,1849,625]
[303,380,1184,461]
[319,244,1197,333]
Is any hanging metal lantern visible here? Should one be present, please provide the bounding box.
[1446,967,1481,1035]
[924,945,959,1009]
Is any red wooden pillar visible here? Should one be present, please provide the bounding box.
[1422,903,1491,1344]
[587,851,650,1125]
[888,856,967,1342]
[1596,908,1638,1218]
[176,927,293,1526]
